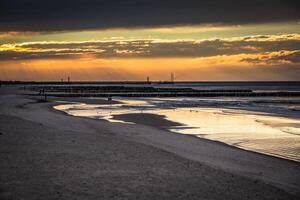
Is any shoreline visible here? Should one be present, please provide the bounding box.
[110,112,300,164]
[54,99,300,163]
[1,88,300,199]
[52,100,299,164]
[59,106,300,165]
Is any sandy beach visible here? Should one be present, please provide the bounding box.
[1,88,300,200]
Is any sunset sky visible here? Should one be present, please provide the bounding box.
[1,0,300,81]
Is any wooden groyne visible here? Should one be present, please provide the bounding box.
[28,91,300,98]
[22,84,300,98]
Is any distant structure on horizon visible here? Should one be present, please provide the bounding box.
[171,73,175,83]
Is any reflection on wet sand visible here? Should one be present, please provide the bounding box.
[54,98,300,162]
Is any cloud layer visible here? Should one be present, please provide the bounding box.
[1,34,300,65]
[1,0,300,32]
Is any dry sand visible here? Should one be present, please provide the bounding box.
[0,87,299,200]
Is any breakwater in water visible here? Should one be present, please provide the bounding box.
[27,85,300,97]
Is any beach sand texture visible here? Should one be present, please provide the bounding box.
[0,88,299,200]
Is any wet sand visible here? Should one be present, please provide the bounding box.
[0,88,299,199]
[46,96,122,105]
[112,113,182,127]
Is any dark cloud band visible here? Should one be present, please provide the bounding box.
[0,0,300,32]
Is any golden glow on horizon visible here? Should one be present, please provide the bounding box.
[1,53,298,81]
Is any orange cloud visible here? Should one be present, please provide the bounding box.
[1,33,300,61]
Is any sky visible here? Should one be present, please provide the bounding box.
[0,0,300,81]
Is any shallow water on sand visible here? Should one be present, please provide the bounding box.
[54,98,300,162]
